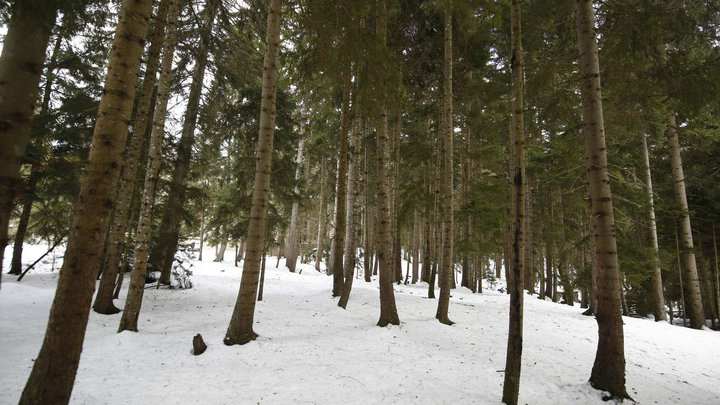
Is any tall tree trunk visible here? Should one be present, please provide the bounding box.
[392,120,403,284]
[224,0,282,345]
[502,1,526,402]
[363,131,373,282]
[375,0,400,326]
[641,134,667,321]
[19,0,153,402]
[0,0,58,275]
[9,27,63,275]
[436,0,454,326]
[339,118,361,309]
[315,161,327,272]
[215,235,229,262]
[412,210,420,284]
[666,112,705,329]
[155,0,220,284]
[331,68,351,296]
[285,138,305,272]
[118,0,181,333]
[198,205,205,261]
[93,0,171,314]
[574,0,629,399]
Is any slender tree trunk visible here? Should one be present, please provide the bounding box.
[575,0,628,398]
[412,211,420,284]
[641,135,667,321]
[502,1,526,402]
[331,68,351,296]
[0,0,59,275]
[94,0,170,314]
[285,138,305,272]
[436,0,454,326]
[392,120,403,284]
[198,206,205,261]
[674,221,687,326]
[713,224,720,328]
[156,0,220,284]
[258,252,267,301]
[316,161,327,272]
[339,119,361,309]
[118,0,180,333]
[363,132,373,282]
[215,235,228,262]
[375,0,400,326]
[19,0,153,402]
[224,0,282,345]
[666,112,705,329]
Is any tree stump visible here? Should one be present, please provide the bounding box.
[193,333,207,355]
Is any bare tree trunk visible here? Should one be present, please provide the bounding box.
[339,118,361,309]
[363,133,373,282]
[666,112,705,329]
[375,0,399,327]
[285,138,305,272]
[436,0,454,326]
[641,134,667,321]
[502,0,526,402]
[118,0,181,333]
[331,69,351,296]
[316,161,327,272]
[713,224,720,329]
[412,210,420,284]
[215,236,228,262]
[224,0,282,345]
[156,0,220,284]
[19,0,153,402]
[93,0,170,314]
[198,206,205,261]
[575,0,628,399]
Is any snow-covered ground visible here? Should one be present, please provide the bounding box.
[1,244,719,404]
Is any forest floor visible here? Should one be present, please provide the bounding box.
[1,243,719,404]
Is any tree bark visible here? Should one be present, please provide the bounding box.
[315,161,327,272]
[285,138,305,272]
[118,0,181,333]
[574,0,629,399]
[338,118,361,309]
[641,134,667,321]
[666,112,705,329]
[155,0,220,284]
[224,0,283,345]
[0,0,58,275]
[412,210,420,284]
[331,68,351,296]
[502,1,526,402]
[18,0,153,402]
[93,0,171,314]
[436,0,454,326]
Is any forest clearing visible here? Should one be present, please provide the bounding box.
[2,244,719,404]
[1,0,719,403]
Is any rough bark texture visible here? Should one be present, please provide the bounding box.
[412,211,420,284]
[331,70,351,296]
[118,0,181,333]
[93,0,170,314]
[0,0,58,275]
[641,135,667,322]
[502,1,525,403]
[156,0,220,284]
[285,138,305,272]
[436,0,454,326]
[666,112,705,329]
[224,0,282,345]
[574,0,629,399]
[375,0,400,326]
[18,1,153,402]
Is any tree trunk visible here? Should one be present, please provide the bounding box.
[315,161,327,272]
[224,0,282,345]
[0,0,58,275]
[574,0,628,399]
[412,211,420,284]
[363,131,373,282]
[198,205,205,261]
[436,0,454,326]
[156,0,220,285]
[375,0,400,327]
[666,112,705,329]
[502,1,526,402]
[392,120,403,284]
[285,138,305,272]
[641,134,667,321]
[118,0,181,333]
[339,118,361,309]
[19,0,153,402]
[331,68,351,296]
[215,236,228,262]
[93,0,170,314]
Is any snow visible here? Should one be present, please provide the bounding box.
[2,244,719,404]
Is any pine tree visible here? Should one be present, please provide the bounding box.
[18,0,154,402]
